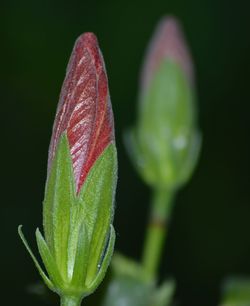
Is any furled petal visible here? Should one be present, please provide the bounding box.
[140,16,194,95]
[48,33,114,193]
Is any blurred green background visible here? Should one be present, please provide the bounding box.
[1,0,250,305]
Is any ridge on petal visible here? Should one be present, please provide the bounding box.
[48,33,114,194]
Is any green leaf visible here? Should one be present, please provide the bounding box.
[102,275,153,306]
[221,277,250,306]
[43,133,75,280]
[18,225,55,292]
[111,253,149,283]
[76,143,117,284]
[88,225,115,292]
[36,228,64,291]
[151,280,175,306]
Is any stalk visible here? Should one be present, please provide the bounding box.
[60,295,82,306]
[142,188,174,280]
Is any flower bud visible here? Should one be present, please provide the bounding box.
[126,16,201,189]
[140,16,194,93]
[48,33,115,194]
[19,33,117,303]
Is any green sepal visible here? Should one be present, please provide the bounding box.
[45,136,117,290]
[76,143,117,285]
[19,133,117,301]
[126,59,201,190]
[70,222,89,290]
[178,129,201,185]
[18,225,55,292]
[88,225,116,292]
[43,133,75,280]
[36,228,64,291]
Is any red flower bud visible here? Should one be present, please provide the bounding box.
[140,16,194,94]
[19,33,117,301]
[48,33,114,194]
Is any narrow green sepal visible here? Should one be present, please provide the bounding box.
[18,225,55,292]
[87,225,116,292]
[77,143,117,285]
[43,133,75,280]
[70,222,89,290]
[20,136,117,301]
[36,228,64,290]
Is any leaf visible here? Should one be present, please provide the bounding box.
[151,280,175,306]
[111,253,149,283]
[221,277,250,305]
[43,133,75,280]
[36,228,64,291]
[77,143,117,283]
[102,274,153,306]
[18,225,55,292]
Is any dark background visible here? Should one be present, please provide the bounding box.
[1,0,250,305]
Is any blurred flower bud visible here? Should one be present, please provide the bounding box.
[126,16,201,189]
[19,33,117,304]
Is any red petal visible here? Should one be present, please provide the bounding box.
[48,33,114,193]
[140,16,194,94]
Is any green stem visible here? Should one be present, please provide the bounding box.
[60,295,82,306]
[142,188,174,280]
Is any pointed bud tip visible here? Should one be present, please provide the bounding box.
[141,15,194,91]
[48,32,114,194]
[74,32,98,51]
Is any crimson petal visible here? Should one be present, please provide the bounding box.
[48,33,114,194]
